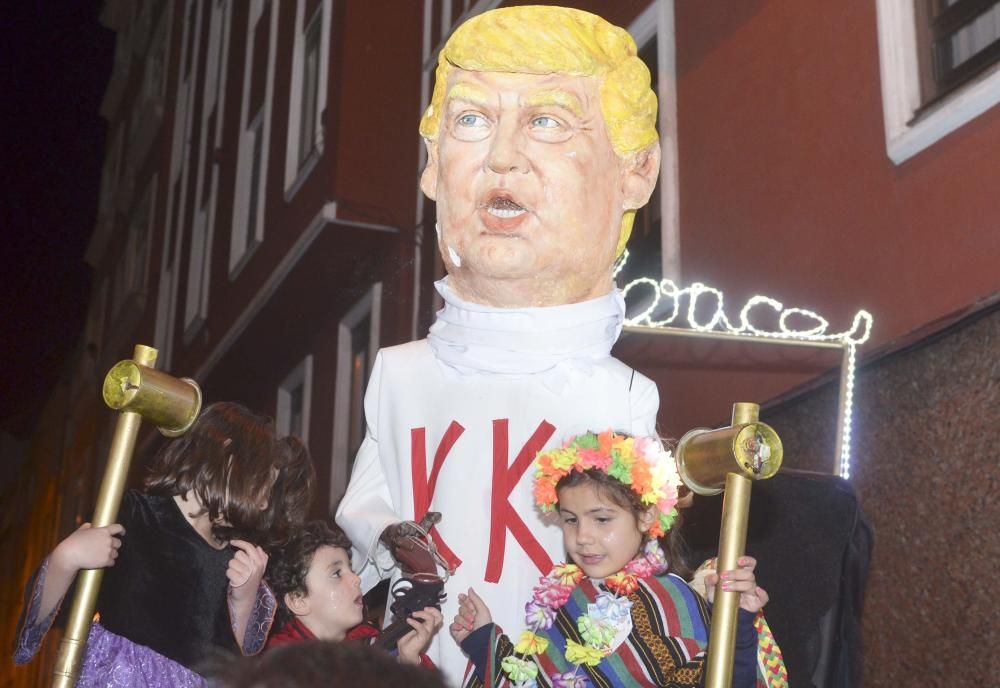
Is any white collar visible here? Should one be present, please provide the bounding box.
[426,278,625,390]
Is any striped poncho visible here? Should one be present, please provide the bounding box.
[461,572,768,688]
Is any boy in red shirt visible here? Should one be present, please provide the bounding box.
[265,520,441,669]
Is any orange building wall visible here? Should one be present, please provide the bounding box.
[674,1,998,351]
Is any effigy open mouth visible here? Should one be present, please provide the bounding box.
[484,194,527,219]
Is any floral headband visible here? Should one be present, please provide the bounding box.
[533,430,683,538]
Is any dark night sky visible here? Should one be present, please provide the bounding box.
[0,2,113,436]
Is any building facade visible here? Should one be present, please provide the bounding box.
[4,1,998,686]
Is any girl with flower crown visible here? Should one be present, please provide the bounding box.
[449,430,784,688]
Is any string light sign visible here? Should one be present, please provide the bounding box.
[615,251,873,479]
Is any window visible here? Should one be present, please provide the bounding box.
[86,278,109,359]
[183,0,232,342]
[183,209,210,338]
[130,4,171,182]
[618,28,663,288]
[299,12,321,161]
[916,0,1000,105]
[113,179,155,317]
[183,1,198,79]
[126,180,155,297]
[346,314,371,459]
[618,0,680,289]
[154,177,184,371]
[231,0,275,274]
[876,0,1000,163]
[284,0,331,197]
[127,204,150,296]
[156,0,202,366]
[143,7,170,106]
[331,283,382,505]
[245,111,265,253]
[277,355,314,442]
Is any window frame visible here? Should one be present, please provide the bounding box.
[622,1,680,286]
[876,0,1000,164]
[230,0,277,276]
[277,354,314,443]
[283,0,332,200]
[330,282,382,507]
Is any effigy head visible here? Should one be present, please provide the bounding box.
[419,6,661,307]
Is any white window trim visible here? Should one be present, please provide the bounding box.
[330,282,382,507]
[183,1,233,344]
[876,0,1000,165]
[154,174,183,371]
[152,236,176,370]
[230,0,277,276]
[132,177,156,297]
[629,0,680,284]
[158,0,203,368]
[284,0,331,200]
[277,354,314,443]
[182,208,210,340]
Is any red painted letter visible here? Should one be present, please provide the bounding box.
[484,419,556,582]
[411,421,465,571]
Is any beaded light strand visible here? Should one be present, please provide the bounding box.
[615,250,873,479]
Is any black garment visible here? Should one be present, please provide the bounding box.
[682,470,873,688]
[96,491,239,670]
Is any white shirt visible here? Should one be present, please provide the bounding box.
[336,280,659,684]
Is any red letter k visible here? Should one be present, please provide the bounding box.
[484,419,556,583]
[411,422,465,572]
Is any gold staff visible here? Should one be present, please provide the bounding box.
[676,403,783,688]
[52,344,201,688]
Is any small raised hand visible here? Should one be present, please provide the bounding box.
[449,588,492,644]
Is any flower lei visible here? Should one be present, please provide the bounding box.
[501,540,671,687]
[533,430,683,537]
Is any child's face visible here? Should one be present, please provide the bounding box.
[295,545,364,640]
[558,482,655,579]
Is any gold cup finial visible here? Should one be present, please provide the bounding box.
[676,403,783,495]
[102,361,201,436]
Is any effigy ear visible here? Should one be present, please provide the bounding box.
[621,141,661,210]
[419,139,439,201]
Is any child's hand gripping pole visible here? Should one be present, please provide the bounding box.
[53,344,201,688]
[675,402,783,688]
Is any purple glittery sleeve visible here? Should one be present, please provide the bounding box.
[79,624,207,688]
[13,558,61,665]
[229,580,276,656]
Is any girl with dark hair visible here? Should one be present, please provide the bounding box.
[450,430,784,688]
[13,402,315,687]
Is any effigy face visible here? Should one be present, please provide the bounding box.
[419,6,661,309]
[422,68,627,308]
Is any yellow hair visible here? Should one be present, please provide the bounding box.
[419,6,658,255]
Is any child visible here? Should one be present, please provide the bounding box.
[450,430,783,688]
[265,520,443,669]
[13,402,315,685]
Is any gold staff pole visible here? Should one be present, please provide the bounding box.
[676,403,783,688]
[52,344,201,688]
